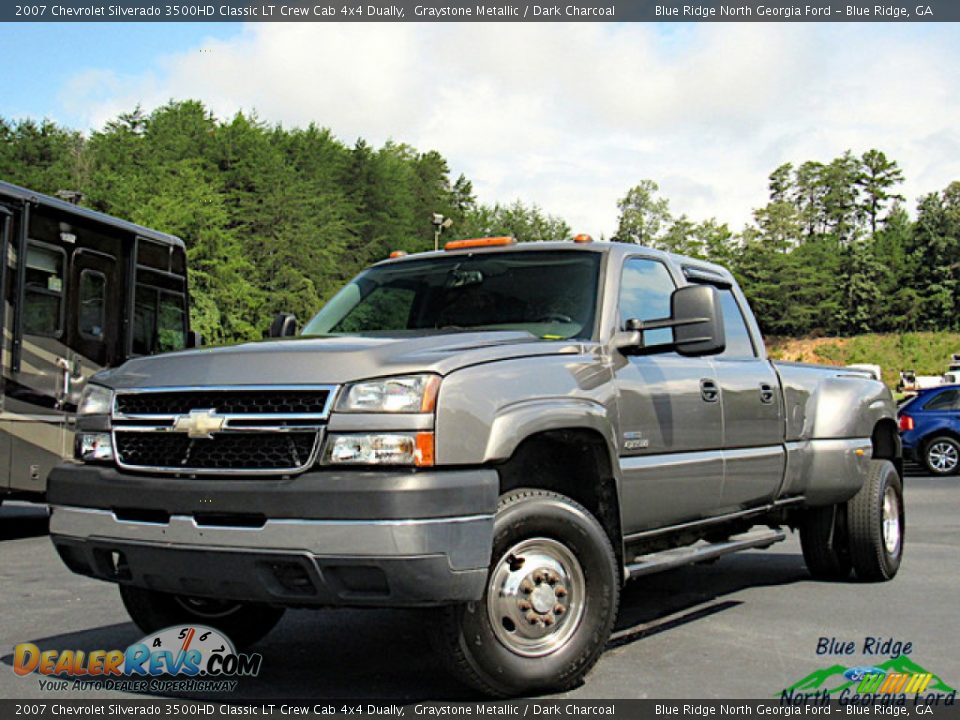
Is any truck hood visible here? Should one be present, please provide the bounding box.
[94,331,588,389]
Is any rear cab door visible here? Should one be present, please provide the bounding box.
[685,268,785,511]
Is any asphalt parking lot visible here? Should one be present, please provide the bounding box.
[1,469,957,701]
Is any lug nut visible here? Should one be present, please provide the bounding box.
[554,604,565,615]
[547,574,558,586]
[520,581,534,595]
[554,585,567,597]
[543,613,555,626]
[533,571,545,584]
[518,600,532,611]
[526,612,540,625]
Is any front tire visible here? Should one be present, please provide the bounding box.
[923,436,960,476]
[846,460,904,582]
[119,585,285,649]
[434,489,620,697]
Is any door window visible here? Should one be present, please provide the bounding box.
[924,390,960,411]
[716,289,757,359]
[134,285,187,355]
[157,293,187,353]
[23,242,65,336]
[78,270,107,340]
[618,258,675,345]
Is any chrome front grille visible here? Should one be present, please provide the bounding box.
[111,385,336,475]
[115,388,332,416]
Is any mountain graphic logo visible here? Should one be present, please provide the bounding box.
[781,656,956,696]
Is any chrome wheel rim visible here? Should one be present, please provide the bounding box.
[175,596,243,619]
[882,486,901,556]
[928,442,959,473]
[487,537,586,657]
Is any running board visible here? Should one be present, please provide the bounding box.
[624,528,786,580]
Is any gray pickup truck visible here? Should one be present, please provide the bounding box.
[47,238,903,696]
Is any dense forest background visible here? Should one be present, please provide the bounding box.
[1,100,957,345]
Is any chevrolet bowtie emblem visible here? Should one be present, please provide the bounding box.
[172,409,225,439]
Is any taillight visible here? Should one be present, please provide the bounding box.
[898,415,914,432]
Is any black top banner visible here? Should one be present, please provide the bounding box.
[3,0,959,22]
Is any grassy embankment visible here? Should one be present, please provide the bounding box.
[765,332,960,390]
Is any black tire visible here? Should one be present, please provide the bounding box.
[798,504,852,581]
[119,585,285,649]
[433,489,620,697]
[846,460,904,582]
[922,435,960,476]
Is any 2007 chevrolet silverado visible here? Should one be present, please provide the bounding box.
[47,238,903,696]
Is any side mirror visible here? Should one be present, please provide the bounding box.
[185,330,203,349]
[616,285,725,357]
[269,312,298,338]
[670,284,725,356]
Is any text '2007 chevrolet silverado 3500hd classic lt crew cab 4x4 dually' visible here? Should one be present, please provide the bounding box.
[47,237,904,696]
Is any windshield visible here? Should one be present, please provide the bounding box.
[302,250,601,340]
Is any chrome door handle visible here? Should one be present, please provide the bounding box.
[56,357,71,407]
[700,379,720,403]
[760,383,775,404]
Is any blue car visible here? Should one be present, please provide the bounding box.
[898,385,960,475]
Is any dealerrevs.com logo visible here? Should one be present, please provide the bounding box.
[13,625,262,693]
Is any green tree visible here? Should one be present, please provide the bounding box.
[858,149,905,235]
[615,180,671,246]
[456,200,570,242]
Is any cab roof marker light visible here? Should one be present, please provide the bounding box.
[389,250,408,258]
[444,236,515,251]
[573,234,593,243]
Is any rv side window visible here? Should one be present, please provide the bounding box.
[133,284,186,355]
[23,242,65,337]
[158,292,186,353]
[78,270,107,340]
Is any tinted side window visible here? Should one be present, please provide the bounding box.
[619,258,675,345]
[717,289,756,359]
[333,286,415,333]
[133,284,187,355]
[23,242,65,337]
[925,390,960,411]
[158,293,187,353]
[78,270,106,340]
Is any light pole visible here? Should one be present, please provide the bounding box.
[432,213,453,251]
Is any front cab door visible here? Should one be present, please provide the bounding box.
[612,257,724,534]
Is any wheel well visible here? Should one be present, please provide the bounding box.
[496,429,622,567]
[920,428,960,450]
[872,419,902,476]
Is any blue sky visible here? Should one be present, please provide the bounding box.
[1,22,958,235]
[0,23,238,126]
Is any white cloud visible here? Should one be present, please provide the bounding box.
[58,22,960,237]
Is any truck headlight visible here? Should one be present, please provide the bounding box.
[337,375,440,413]
[76,432,114,463]
[78,384,114,416]
[324,432,434,467]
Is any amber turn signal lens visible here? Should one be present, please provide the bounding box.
[415,432,435,467]
[420,375,441,413]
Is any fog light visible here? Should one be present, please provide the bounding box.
[76,433,114,463]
